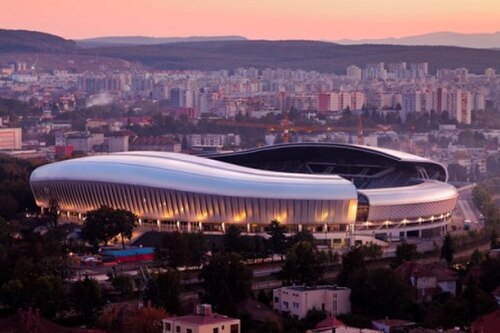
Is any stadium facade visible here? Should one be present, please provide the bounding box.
[29,144,458,245]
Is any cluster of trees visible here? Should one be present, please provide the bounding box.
[0,156,39,220]
[0,217,104,325]
[472,179,500,234]
[334,241,498,330]
[80,206,137,249]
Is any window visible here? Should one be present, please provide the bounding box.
[274,297,279,303]
[164,322,171,331]
[213,328,219,333]
[187,329,192,333]
[230,324,239,333]
[176,326,180,333]
[284,301,289,309]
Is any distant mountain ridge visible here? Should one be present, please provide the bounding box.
[1,29,500,74]
[77,35,247,47]
[336,31,500,49]
[0,29,76,53]
[82,40,500,74]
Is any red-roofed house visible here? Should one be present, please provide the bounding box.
[372,318,416,333]
[470,309,500,333]
[395,262,458,302]
[162,304,240,333]
[315,316,345,329]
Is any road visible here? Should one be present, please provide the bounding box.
[452,184,484,231]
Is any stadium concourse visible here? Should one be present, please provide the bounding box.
[30,143,458,247]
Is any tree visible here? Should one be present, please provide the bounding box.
[288,230,315,247]
[461,284,498,322]
[223,225,243,253]
[97,305,167,333]
[268,220,287,259]
[302,308,327,330]
[156,231,189,268]
[490,229,498,249]
[113,208,137,249]
[200,252,252,316]
[478,257,500,293]
[144,270,182,314]
[111,275,135,296]
[441,234,455,266]
[357,268,415,319]
[279,241,326,286]
[337,246,366,286]
[468,249,484,267]
[81,206,137,248]
[394,241,419,267]
[360,242,383,260]
[124,307,167,333]
[0,216,10,243]
[185,232,206,266]
[71,277,102,325]
[46,198,60,229]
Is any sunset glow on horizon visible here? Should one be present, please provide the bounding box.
[1,0,499,40]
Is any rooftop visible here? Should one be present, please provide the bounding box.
[282,285,349,292]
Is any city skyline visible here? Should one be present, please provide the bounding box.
[1,0,500,40]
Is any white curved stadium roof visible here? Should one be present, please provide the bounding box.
[31,152,358,201]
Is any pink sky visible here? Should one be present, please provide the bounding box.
[1,0,499,40]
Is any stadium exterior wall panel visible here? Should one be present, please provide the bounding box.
[365,198,457,222]
[31,180,357,225]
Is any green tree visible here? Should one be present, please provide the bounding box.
[186,232,206,266]
[280,241,326,286]
[478,257,500,293]
[46,198,60,229]
[223,225,243,253]
[288,230,315,247]
[441,234,455,266]
[81,206,137,248]
[200,252,252,316]
[32,276,66,318]
[111,275,135,296]
[71,277,102,325]
[268,220,287,259]
[423,294,467,329]
[337,246,366,286]
[462,284,498,322]
[360,242,383,260]
[0,216,10,243]
[302,308,327,330]
[394,241,419,267]
[113,208,137,249]
[144,270,182,314]
[156,231,189,268]
[357,268,415,319]
[469,249,484,267]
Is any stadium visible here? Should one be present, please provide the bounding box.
[29,143,458,246]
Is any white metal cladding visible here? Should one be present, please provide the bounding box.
[360,181,458,221]
[30,180,357,225]
[365,198,457,222]
[30,152,357,201]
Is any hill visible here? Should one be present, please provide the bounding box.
[0,29,76,53]
[336,31,500,49]
[83,40,500,74]
[77,35,247,47]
